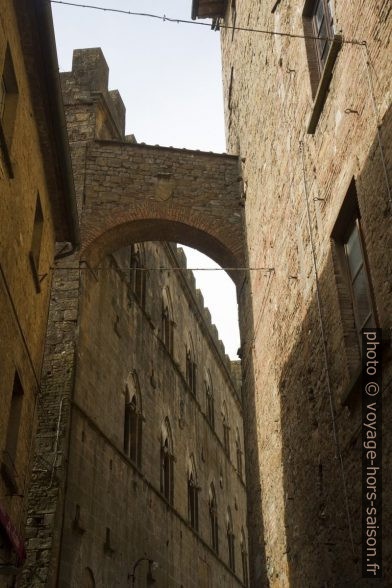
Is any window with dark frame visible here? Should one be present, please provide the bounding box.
[331,181,376,375]
[303,0,335,97]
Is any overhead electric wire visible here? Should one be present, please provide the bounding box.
[49,265,274,272]
[50,1,365,45]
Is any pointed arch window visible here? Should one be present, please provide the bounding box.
[227,508,235,572]
[241,528,249,587]
[162,287,174,355]
[160,419,174,505]
[123,372,142,467]
[186,334,197,395]
[130,244,146,309]
[222,403,230,459]
[209,483,219,553]
[235,428,243,479]
[187,456,199,531]
[205,371,214,429]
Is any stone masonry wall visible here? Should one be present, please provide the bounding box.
[57,241,248,588]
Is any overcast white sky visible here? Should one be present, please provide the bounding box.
[52,0,240,358]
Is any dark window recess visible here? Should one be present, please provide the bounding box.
[241,530,249,587]
[186,347,197,395]
[222,404,230,458]
[230,0,237,40]
[123,395,142,467]
[1,372,24,493]
[227,510,235,572]
[236,428,243,479]
[331,180,377,390]
[162,289,174,356]
[0,45,18,177]
[303,0,334,91]
[187,469,199,531]
[303,0,342,133]
[160,421,174,505]
[29,193,44,291]
[206,382,215,429]
[130,245,146,309]
[209,484,219,553]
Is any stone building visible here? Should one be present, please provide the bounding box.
[193,0,391,586]
[0,0,78,584]
[21,49,249,588]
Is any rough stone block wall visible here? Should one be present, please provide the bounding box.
[56,242,248,587]
[220,1,391,586]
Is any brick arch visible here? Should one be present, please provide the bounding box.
[81,217,241,283]
[79,141,245,285]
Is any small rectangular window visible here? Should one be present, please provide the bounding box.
[1,44,19,147]
[5,372,24,466]
[303,0,335,97]
[30,193,44,290]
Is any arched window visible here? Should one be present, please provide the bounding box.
[160,419,174,505]
[222,402,230,458]
[209,483,219,553]
[187,455,199,531]
[186,334,197,395]
[227,508,235,572]
[241,528,249,587]
[130,244,146,309]
[123,372,142,467]
[205,370,214,429]
[235,428,243,479]
[162,287,174,355]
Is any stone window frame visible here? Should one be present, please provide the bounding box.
[240,527,249,587]
[331,180,378,394]
[123,371,143,468]
[185,333,197,396]
[222,401,231,459]
[129,243,147,310]
[187,455,200,532]
[209,482,219,554]
[226,507,235,572]
[235,427,243,480]
[162,286,175,357]
[205,369,215,430]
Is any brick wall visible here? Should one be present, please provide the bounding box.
[220,1,391,585]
